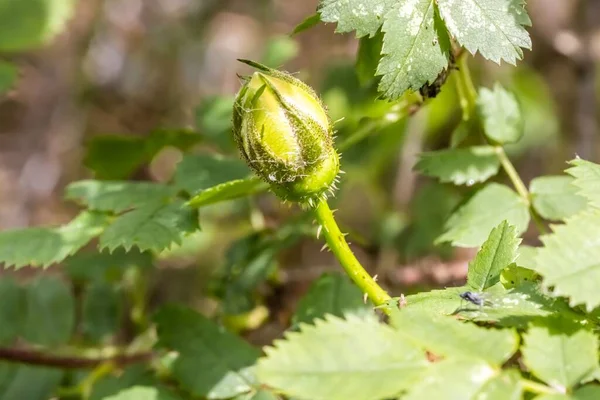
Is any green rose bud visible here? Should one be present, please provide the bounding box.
[233,60,340,205]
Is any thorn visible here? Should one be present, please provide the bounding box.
[316,225,322,239]
[373,274,378,282]
[339,170,346,174]
[342,232,349,237]
[399,294,407,308]
[320,243,328,252]
[363,293,368,304]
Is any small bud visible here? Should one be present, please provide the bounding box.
[233,60,340,204]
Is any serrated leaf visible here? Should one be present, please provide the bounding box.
[467,221,520,291]
[391,308,518,365]
[566,159,600,209]
[0,211,109,269]
[292,272,369,327]
[65,248,153,283]
[0,363,63,400]
[478,83,524,144]
[85,130,201,180]
[103,386,184,400]
[376,0,449,100]
[174,154,251,196]
[187,178,267,209]
[530,176,587,221]
[0,278,25,345]
[318,0,395,38]
[257,313,427,400]
[65,180,175,213]
[23,275,74,346]
[82,283,122,342]
[155,306,260,399]
[437,0,532,64]
[403,359,521,400]
[0,60,17,95]
[0,0,76,51]
[99,200,199,253]
[415,146,501,185]
[522,319,599,391]
[534,209,600,310]
[437,183,530,248]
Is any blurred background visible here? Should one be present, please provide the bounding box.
[0,0,599,344]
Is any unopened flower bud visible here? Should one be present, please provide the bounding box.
[233,60,340,205]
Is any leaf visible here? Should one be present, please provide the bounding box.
[293,13,321,35]
[0,211,109,269]
[317,0,395,38]
[477,83,524,144]
[391,308,518,365]
[82,283,122,342]
[0,278,25,345]
[0,0,76,51]
[257,313,427,400]
[187,178,267,209]
[355,31,383,85]
[376,0,449,100]
[261,35,299,67]
[534,209,600,311]
[467,221,520,291]
[292,272,369,327]
[103,386,184,400]
[155,306,261,399]
[522,319,599,391]
[415,146,501,185]
[574,386,600,400]
[500,263,538,289]
[195,96,235,151]
[65,180,175,213]
[437,0,532,64]
[99,200,199,253]
[530,176,587,221]
[174,154,251,195]
[566,159,600,209]
[23,275,75,346]
[0,363,63,400]
[403,359,521,400]
[90,365,157,400]
[84,130,201,180]
[437,183,530,248]
[0,60,17,95]
[65,248,153,283]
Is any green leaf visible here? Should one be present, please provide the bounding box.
[23,275,74,346]
[84,130,201,180]
[437,0,532,64]
[257,313,427,400]
[530,176,587,221]
[467,221,520,291]
[500,263,538,289]
[0,211,109,269]
[376,0,449,100]
[65,248,153,283]
[566,159,600,209]
[0,278,25,345]
[477,83,524,144]
[437,183,530,248]
[103,386,184,400]
[187,178,267,209]
[155,305,261,399]
[356,31,383,85]
[90,365,156,400]
[0,364,63,400]
[415,146,501,185]
[0,0,76,51]
[317,0,395,38]
[292,272,369,327]
[82,283,122,342]
[574,386,600,400]
[195,96,235,151]
[534,209,600,311]
[174,154,251,195]
[100,200,199,253]
[65,180,175,213]
[0,61,17,95]
[391,308,518,365]
[261,35,299,67]
[293,13,321,35]
[522,319,599,391]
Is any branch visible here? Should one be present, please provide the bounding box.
[0,346,154,369]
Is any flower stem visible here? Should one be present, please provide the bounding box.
[313,198,391,310]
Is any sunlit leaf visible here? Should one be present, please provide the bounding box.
[530,176,587,221]
[477,83,524,144]
[174,154,251,195]
[318,0,394,38]
[566,159,600,209]
[187,178,267,209]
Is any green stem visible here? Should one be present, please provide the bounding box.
[312,199,391,310]
[456,54,477,121]
[520,379,557,395]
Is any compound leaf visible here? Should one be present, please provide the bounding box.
[566,159,600,209]
[530,176,587,221]
[415,146,500,185]
[317,0,395,38]
[257,313,427,400]
[477,83,524,144]
[437,0,531,64]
